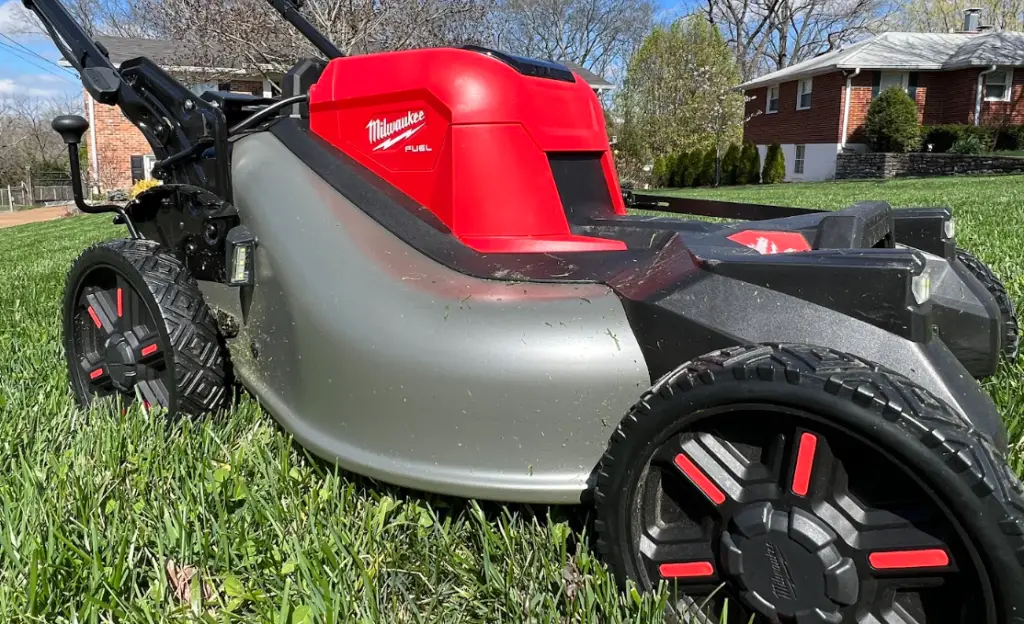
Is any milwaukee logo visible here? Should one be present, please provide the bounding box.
[367,110,426,151]
[766,541,797,601]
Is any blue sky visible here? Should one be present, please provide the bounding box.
[0,0,83,99]
[0,0,692,101]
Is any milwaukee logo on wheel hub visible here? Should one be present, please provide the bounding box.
[366,110,426,151]
[766,541,797,601]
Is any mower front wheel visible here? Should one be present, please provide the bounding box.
[62,238,231,417]
[594,344,1024,624]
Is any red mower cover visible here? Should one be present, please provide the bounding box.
[307,47,628,253]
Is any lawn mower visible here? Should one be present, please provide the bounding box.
[26,0,1024,621]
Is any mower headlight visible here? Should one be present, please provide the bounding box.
[225,225,257,287]
[943,217,956,240]
[911,272,931,305]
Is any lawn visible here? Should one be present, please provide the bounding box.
[0,175,1022,622]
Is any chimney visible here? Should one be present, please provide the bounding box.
[963,8,982,32]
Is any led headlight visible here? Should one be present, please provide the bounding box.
[943,217,956,240]
[225,225,257,286]
[911,271,931,305]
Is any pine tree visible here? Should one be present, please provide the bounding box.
[737,142,760,185]
[652,155,669,187]
[761,142,786,184]
[720,143,740,185]
[697,148,716,186]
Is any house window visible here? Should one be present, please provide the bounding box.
[985,68,1013,102]
[797,78,812,110]
[879,71,909,93]
[767,85,779,113]
[794,145,806,175]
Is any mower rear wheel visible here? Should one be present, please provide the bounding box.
[594,344,1024,624]
[62,238,230,417]
[956,247,1019,362]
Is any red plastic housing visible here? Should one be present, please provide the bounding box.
[307,48,627,253]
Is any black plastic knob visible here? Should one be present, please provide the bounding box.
[52,115,90,145]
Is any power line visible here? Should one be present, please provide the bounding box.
[0,32,78,76]
[0,41,78,85]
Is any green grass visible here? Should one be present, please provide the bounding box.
[1,175,1023,622]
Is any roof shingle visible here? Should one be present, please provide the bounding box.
[738,30,1024,90]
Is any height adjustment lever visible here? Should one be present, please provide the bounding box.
[51,115,140,238]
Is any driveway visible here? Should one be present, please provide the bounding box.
[0,205,72,229]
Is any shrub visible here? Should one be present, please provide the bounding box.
[737,142,760,184]
[655,154,671,186]
[952,134,985,155]
[720,143,740,185]
[865,86,920,153]
[697,148,716,186]
[921,124,994,153]
[992,125,1024,151]
[664,152,681,187]
[761,142,785,183]
[682,150,701,187]
[129,178,161,199]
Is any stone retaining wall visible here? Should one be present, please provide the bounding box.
[835,152,1024,180]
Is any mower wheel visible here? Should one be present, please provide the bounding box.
[594,343,1024,624]
[62,238,231,417]
[957,247,1020,362]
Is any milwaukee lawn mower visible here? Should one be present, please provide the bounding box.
[25,0,1024,621]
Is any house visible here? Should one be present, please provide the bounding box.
[738,9,1024,182]
[59,37,615,191]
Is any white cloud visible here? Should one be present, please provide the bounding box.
[0,74,65,98]
[0,1,38,36]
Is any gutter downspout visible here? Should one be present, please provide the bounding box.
[88,96,99,194]
[841,67,862,149]
[976,65,997,126]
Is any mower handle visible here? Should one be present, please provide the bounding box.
[265,0,345,60]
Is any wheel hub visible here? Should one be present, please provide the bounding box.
[103,335,138,391]
[720,502,859,623]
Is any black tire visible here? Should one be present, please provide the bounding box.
[957,247,1020,362]
[594,344,1024,624]
[62,238,231,417]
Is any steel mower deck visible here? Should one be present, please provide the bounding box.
[24,0,1024,621]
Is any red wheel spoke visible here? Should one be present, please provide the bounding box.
[659,561,715,579]
[869,549,950,571]
[673,452,727,505]
[791,432,818,497]
[84,291,116,335]
[80,358,109,386]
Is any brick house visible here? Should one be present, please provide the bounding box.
[738,11,1024,182]
[60,37,615,192]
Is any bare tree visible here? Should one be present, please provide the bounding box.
[703,0,889,80]
[145,0,493,78]
[488,0,656,80]
[893,0,1024,32]
[0,94,81,185]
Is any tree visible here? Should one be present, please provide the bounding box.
[612,15,744,181]
[702,0,890,80]
[683,150,701,186]
[489,0,656,81]
[761,141,785,183]
[145,0,493,84]
[737,141,761,184]
[894,0,1024,32]
[720,142,741,184]
[651,155,669,187]
[865,86,921,153]
[697,147,716,186]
